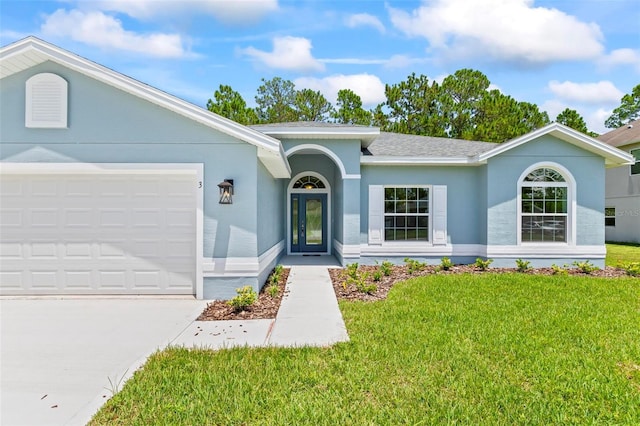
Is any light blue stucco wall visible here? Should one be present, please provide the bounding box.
[360,165,487,244]
[257,161,285,255]
[486,135,605,246]
[0,61,276,298]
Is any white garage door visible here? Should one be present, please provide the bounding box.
[0,166,199,295]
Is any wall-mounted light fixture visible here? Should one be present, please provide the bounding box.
[217,179,234,204]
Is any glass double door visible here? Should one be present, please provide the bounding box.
[291,193,327,253]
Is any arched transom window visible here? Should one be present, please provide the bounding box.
[293,175,326,190]
[521,167,568,243]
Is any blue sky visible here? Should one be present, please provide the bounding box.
[1,0,639,133]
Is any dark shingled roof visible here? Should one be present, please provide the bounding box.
[250,121,371,129]
[365,132,498,158]
[597,119,640,148]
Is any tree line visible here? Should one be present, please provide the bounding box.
[207,70,640,143]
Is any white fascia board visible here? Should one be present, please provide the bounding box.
[1,37,290,176]
[478,122,635,166]
[254,125,380,148]
[258,145,292,178]
[360,156,481,166]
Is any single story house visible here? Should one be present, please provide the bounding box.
[599,119,640,243]
[0,37,634,299]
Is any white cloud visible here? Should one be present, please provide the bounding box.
[548,80,624,104]
[388,0,603,65]
[85,0,278,24]
[240,36,325,73]
[599,48,640,72]
[41,9,188,58]
[294,74,386,107]
[587,108,613,134]
[345,13,385,33]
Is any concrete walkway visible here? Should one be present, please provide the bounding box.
[173,255,349,349]
[1,257,347,425]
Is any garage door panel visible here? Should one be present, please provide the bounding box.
[0,170,197,295]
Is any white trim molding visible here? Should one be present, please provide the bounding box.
[516,162,576,247]
[487,245,606,258]
[334,239,360,259]
[285,144,356,179]
[201,240,285,278]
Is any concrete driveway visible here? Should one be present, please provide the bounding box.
[0,298,206,426]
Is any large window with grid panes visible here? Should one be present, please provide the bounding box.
[520,167,568,242]
[384,186,429,241]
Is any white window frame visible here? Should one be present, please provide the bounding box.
[605,207,616,227]
[631,148,640,176]
[382,185,432,244]
[517,162,576,246]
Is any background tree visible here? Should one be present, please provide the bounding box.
[255,77,298,123]
[555,108,597,136]
[472,91,549,143]
[605,83,640,128]
[294,89,333,122]
[206,84,258,125]
[332,89,372,125]
[439,69,490,139]
[381,73,446,136]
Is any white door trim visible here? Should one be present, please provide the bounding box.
[286,171,331,256]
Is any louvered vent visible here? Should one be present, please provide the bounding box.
[25,73,68,128]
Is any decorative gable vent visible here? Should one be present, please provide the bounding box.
[25,73,68,128]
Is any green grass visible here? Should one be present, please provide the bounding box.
[606,242,640,266]
[91,274,640,425]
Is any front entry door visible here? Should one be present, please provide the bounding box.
[291,193,327,253]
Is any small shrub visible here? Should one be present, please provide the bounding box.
[346,263,359,279]
[619,261,640,277]
[378,260,393,276]
[227,286,257,312]
[372,270,382,282]
[268,264,284,286]
[551,263,569,276]
[348,273,377,294]
[404,258,427,274]
[266,283,279,298]
[572,260,599,274]
[475,258,493,271]
[515,258,532,272]
[440,257,454,271]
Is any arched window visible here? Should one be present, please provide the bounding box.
[292,175,326,189]
[520,167,568,243]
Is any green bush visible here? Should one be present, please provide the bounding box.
[475,258,493,271]
[347,273,377,294]
[515,258,532,272]
[378,260,393,276]
[572,260,599,274]
[619,261,640,277]
[551,264,569,276]
[266,284,279,298]
[404,258,427,274]
[440,257,454,271]
[227,286,258,312]
[372,270,382,282]
[346,263,359,279]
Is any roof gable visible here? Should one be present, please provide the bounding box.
[0,36,290,178]
[597,119,640,148]
[478,122,634,167]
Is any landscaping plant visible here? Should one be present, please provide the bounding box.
[227,286,257,312]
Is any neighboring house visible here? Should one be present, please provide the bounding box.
[0,37,634,299]
[599,119,640,243]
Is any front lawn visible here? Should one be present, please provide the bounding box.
[607,242,640,266]
[92,274,640,425]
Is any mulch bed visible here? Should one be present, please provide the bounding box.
[329,264,635,303]
[197,268,290,321]
[198,262,635,320]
